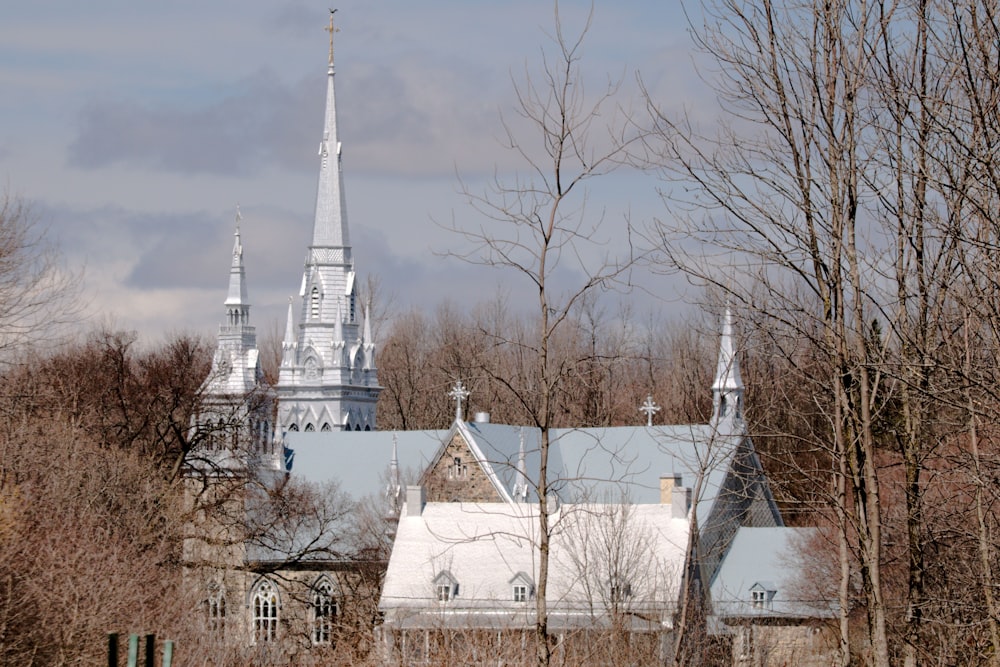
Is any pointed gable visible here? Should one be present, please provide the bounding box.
[420,421,510,503]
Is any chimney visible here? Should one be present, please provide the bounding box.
[474,411,491,424]
[671,486,692,519]
[660,473,682,504]
[406,485,426,517]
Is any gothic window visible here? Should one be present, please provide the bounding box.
[252,580,279,643]
[305,423,315,432]
[448,456,468,480]
[288,423,299,432]
[311,287,320,320]
[312,579,337,645]
[321,422,332,432]
[207,585,226,634]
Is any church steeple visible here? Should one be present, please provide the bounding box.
[711,307,744,425]
[312,10,350,251]
[194,214,277,471]
[276,15,381,434]
[224,214,249,328]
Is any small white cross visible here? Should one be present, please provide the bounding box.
[448,380,471,421]
[639,395,660,427]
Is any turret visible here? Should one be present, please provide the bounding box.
[711,307,745,426]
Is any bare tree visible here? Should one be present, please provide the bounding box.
[0,192,81,362]
[443,5,646,663]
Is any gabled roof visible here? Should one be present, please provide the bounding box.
[282,420,772,528]
[709,526,837,621]
[419,420,516,504]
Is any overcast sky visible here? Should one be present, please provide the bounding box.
[0,2,710,346]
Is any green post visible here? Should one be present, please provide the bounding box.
[162,640,175,667]
[126,634,139,667]
[144,634,155,667]
[107,633,119,667]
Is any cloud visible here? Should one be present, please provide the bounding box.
[67,69,321,177]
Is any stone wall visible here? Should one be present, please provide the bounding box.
[422,431,503,503]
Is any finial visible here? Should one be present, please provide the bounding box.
[448,380,470,422]
[235,203,242,230]
[326,9,339,67]
[639,395,661,427]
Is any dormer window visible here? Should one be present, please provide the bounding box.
[433,570,458,604]
[509,572,535,604]
[750,582,775,610]
[610,583,632,603]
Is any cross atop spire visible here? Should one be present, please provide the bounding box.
[639,395,661,427]
[448,380,470,422]
[325,9,339,67]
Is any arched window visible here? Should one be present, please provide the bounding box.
[311,287,320,320]
[252,580,279,643]
[288,423,299,432]
[312,579,337,645]
[321,423,332,432]
[304,423,315,432]
[207,585,226,634]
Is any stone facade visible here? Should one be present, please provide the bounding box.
[421,431,504,503]
[731,622,839,667]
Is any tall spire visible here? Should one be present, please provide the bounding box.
[275,17,381,433]
[312,10,350,250]
[712,307,745,424]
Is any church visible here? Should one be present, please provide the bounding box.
[184,17,838,666]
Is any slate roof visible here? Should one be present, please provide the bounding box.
[709,526,837,621]
[284,420,761,524]
[379,500,689,630]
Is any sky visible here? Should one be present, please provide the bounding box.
[0,2,711,346]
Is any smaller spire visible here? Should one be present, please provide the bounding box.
[363,299,373,344]
[386,434,401,511]
[333,298,344,344]
[712,307,745,425]
[448,380,470,422]
[513,428,528,502]
[639,395,661,427]
[224,209,248,309]
[282,297,296,353]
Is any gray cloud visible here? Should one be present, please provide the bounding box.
[68,70,320,177]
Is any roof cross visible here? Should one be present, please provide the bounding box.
[639,394,661,427]
[448,380,470,422]
[325,9,339,66]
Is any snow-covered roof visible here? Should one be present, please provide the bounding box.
[709,526,837,621]
[380,501,689,630]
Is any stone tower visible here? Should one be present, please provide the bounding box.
[276,18,381,433]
